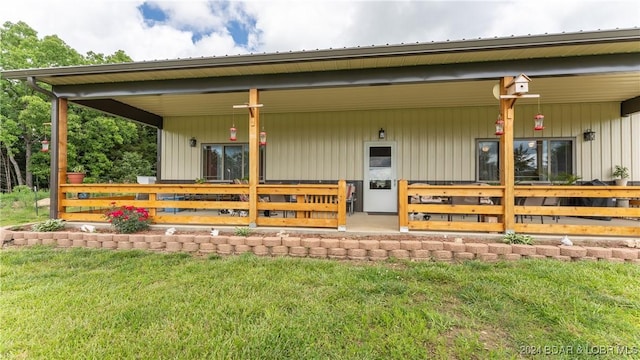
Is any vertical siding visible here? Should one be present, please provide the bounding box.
[162,102,638,183]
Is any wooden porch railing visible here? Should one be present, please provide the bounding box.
[58,181,347,230]
[399,180,640,237]
[399,182,505,233]
[513,185,640,236]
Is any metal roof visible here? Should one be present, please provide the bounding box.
[2,28,639,121]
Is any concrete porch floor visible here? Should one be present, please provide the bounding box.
[344,212,639,241]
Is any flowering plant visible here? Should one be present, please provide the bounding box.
[105,203,150,233]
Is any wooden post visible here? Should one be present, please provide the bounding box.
[398,179,409,232]
[248,88,259,227]
[57,98,68,216]
[337,180,347,231]
[499,77,515,233]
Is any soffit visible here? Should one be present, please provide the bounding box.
[113,72,640,117]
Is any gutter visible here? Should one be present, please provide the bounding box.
[27,77,59,219]
[27,76,56,98]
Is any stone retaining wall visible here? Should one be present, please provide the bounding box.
[2,231,639,263]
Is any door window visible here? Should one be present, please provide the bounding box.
[368,146,392,189]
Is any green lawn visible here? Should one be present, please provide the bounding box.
[1,247,638,359]
[0,188,50,227]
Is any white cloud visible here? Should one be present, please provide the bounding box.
[1,0,638,62]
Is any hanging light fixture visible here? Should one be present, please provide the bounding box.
[494,114,504,136]
[41,138,49,152]
[534,98,544,131]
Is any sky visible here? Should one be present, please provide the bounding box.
[1,0,639,62]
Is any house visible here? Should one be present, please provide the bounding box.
[3,28,639,236]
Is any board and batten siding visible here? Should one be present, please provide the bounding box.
[161,102,638,183]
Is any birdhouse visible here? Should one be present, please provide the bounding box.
[507,74,531,95]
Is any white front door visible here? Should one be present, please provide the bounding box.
[363,142,397,213]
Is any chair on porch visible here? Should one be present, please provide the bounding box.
[517,196,545,223]
[543,196,561,222]
[409,183,444,220]
[446,182,493,222]
[346,183,356,216]
[448,195,482,222]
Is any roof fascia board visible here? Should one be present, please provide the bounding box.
[2,28,638,81]
[72,99,163,128]
[53,53,639,99]
[621,96,640,116]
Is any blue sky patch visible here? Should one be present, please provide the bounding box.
[137,1,257,47]
[138,2,168,26]
[227,19,251,46]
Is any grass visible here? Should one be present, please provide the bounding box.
[1,247,638,359]
[0,188,50,227]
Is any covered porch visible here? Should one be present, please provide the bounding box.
[58,181,640,237]
[3,28,639,237]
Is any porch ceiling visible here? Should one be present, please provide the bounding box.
[113,72,640,117]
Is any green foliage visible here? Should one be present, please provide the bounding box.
[104,204,150,233]
[31,219,65,232]
[0,21,154,191]
[11,185,32,193]
[234,227,252,236]
[0,189,50,226]
[551,172,582,185]
[110,152,153,183]
[70,164,86,173]
[6,185,35,210]
[613,165,629,179]
[195,177,206,184]
[503,233,534,245]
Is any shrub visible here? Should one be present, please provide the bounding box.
[503,233,533,245]
[104,204,150,233]
[32,219,65,232]
[234,227,252,236]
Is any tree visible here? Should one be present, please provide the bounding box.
[1,21,157,190]
[1,21,84,190]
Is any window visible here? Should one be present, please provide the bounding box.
[476,138,574,182]
[202,144,264,181]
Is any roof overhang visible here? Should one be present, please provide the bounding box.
[3,28,639,126]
